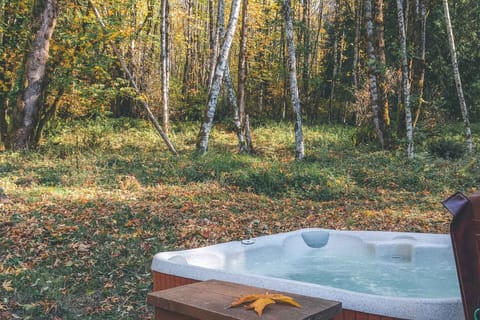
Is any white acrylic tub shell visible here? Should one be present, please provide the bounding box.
[151,228,463,320]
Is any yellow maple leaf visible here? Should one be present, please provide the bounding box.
[267,294,301,308]
[230,292,301,316]
[231,294,264,307]
[246,297,275,316]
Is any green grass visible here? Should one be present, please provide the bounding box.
[0,118,479,319]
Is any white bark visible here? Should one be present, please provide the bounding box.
[443,0,473,153]
[197,0,241,154]
[245,114,253,153]
[283,0,304,160]
[160,0,170,134]
[13,0,57,150]
[224,65,246,152]
[216,0,246,152]
[396,0,414,160]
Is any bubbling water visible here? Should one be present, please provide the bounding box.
[230,251,460,298]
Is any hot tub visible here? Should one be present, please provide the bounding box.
[151,228,463,319]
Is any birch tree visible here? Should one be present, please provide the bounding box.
[396,0,414,159]
[225,64,247,152]
[160,0,170,134]
[443,0,473,153]
[283,0,305,160]
[237,0,252,152]
[12,0,58,150]
[213,0,246,152]
[197,0,241,154]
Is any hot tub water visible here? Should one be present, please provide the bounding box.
[223,230,460,298]
[237,251,459,298]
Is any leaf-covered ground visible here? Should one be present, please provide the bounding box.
[0,184,454,319]
[0,120,478,319]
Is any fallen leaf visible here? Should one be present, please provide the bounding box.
[78,243,90,252]
[230,292,301,316]
[231,294,264,307]
[246,297,275,316]
[2,280,14,292]
[267,294,301,308]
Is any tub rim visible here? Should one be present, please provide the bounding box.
[151,228,463,319]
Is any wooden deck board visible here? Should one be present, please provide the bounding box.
[148,279,342,320]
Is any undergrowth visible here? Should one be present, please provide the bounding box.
[6,118,478,199]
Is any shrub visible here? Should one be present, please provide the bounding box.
[428,139,466,160]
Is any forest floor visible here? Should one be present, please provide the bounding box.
[0,119,479,319]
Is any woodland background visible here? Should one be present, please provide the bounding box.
[0,0,479,153]
[0,0,480,319]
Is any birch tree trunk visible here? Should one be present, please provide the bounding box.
[215,0,246,152]
[225,65,246,152]
[396,0,414,159]
[283,0,305,160]
[207,0,215,88]
[160,0,170,134]
[238,0,252,152]
[245,114,253,153]
[443,0,473,153]
[12,0,58,150]
[197,0,241,154]
[364,0,384,148]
